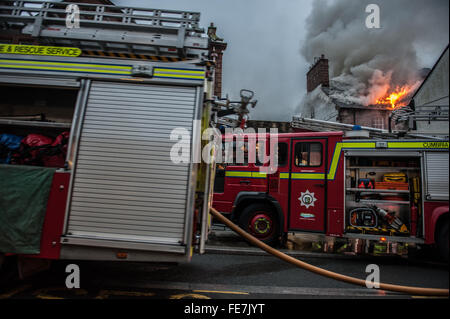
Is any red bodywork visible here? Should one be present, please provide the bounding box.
[212,131,448,244]
[213,132,345,236]
[25,171,70,260]
[12,132,448,261]
[424,202,449,244]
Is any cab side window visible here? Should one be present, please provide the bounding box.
[231,140,249,166]
[277,142,288,167]
[294,142,322,167]
[218,139,249,166]
[214,165,226,193]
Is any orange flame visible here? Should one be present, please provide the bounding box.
[376,86,411,109]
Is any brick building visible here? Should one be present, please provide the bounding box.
[208,23,227,98]
[301,55,395,130]
[306,54,329,93]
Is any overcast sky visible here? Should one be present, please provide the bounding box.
[112,0,448,122]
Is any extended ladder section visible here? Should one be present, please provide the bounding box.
[391,104,449,132]
[291,116,447,140]
[0,0,209,59]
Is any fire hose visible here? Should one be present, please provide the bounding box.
[209,207,449,297]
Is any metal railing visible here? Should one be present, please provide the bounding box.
[0,0,204,34]
[291,116,447,140]
[392,104,449,123]
[0,1,209,59]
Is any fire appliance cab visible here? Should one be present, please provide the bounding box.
[213,132,449,260]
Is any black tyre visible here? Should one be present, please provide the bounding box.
[436,218,449,262]
[238,203,280,247]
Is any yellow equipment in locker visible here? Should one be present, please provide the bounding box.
[383,172,407,183]
[412,176,421,203]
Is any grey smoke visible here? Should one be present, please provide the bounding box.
[299,0,449,108]
[113,0,314,122]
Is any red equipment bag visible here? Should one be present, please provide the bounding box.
[11,134,53,166]
[11,132,69,168]
[42,131,69,168]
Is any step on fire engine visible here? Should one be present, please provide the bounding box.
[0,0,232,273]
[212,122,449,260]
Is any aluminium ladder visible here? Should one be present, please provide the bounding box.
[291,116,447,140]
[0,0,209,60]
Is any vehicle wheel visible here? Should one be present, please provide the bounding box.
[436,218,449,262]
[238,203,279,247]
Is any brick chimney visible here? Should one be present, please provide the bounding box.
[208,23,227,98]
[306,54,329,92]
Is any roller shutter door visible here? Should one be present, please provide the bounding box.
[66,81,197,245]
[425,152,449,201]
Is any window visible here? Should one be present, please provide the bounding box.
[276,143,288,167]
[221,138,278,167]
[214,165,225,193]
[294,142,322,167]
[371,117,385,129]
[232,140,249,165]
[226,139,264,166]
[220,140,249,166]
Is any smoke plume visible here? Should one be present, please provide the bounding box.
[299,0,449,108]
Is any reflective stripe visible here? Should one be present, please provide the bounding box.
[280,172,290,179]
[225,171,267,178]
[225,140,449,181]
[327,141,374,179]
[291,172,325,180]
[225,171,252,178]
[153,73,204,80]
[0,59,130,69]
[0,58,132,75]
[388,141,449,149]
[252,172,267,178]
[327,142,343,180]
[341,141,376,149]
[0,63,131,74]
[155,68,205,75]
[153,67,205,81]
[280,173,326,180]
[0,58,206,80]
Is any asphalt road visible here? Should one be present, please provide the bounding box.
[0,249,448,300]
[1,224,448,301]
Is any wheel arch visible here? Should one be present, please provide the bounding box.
[433,207,449,243]
[231,192,284,236]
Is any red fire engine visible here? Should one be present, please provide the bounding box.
[212,131,449,260]
[0,1,223,274]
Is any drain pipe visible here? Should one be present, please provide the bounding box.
[210,207,448,297]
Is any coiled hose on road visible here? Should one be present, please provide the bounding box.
[210,207,449,297]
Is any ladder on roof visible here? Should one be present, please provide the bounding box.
[0,0,209,60]
[291,116,447,140]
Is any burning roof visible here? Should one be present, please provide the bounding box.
[299,0,446,114]
[319,72,422,111]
